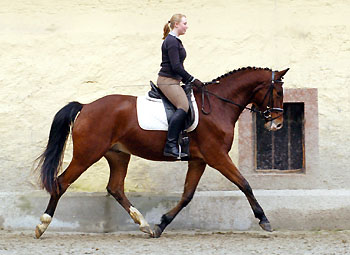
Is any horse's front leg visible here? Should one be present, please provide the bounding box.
[152,159,206,238]
[207,153,272,232]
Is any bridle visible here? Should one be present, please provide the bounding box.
[255,71,284,121]
[197,71,283,122]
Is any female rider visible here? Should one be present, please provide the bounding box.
[157,14,204,158]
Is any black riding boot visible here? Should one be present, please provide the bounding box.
[163,108,188,158]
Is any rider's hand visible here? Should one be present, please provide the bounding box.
[192,79,204,87]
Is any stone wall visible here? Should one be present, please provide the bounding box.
[0,0,349,195]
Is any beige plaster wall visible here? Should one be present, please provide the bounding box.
[0,0,349,193]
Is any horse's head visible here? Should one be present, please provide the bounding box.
[251,68,289,131]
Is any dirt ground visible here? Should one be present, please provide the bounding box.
[0,230,349,255]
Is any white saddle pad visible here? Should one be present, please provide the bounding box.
[136,92,199,132]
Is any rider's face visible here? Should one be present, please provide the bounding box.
[175,17,188,36]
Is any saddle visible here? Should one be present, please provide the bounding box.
[148,81,195,160]
[148,81,195,129]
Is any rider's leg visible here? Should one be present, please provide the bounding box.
[157,76,189,112]
[162,108,187,157]
[157,76,189,158]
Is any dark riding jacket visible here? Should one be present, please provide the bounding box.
[158,32,194,84]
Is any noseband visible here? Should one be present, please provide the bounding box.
[197,71,283,121]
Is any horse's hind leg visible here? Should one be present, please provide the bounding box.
[35,158,92,238]
[104,151,153,235]
[152,160,206,238]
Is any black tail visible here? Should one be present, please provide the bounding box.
[36,101,83,194]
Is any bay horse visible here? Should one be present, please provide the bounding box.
[35,67,289,238]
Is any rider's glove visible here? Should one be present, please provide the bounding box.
[192,79,204,87]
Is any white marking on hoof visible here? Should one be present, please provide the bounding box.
[35,213,52,239]
[129,206,153,236]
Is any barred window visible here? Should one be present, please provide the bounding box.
[254,103,304,172]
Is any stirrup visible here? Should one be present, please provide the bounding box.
[163,145,188,159]
[178,144,188,158]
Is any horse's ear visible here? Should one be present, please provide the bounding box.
[276,68,290,80]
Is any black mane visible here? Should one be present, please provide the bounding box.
[207,66,272,84]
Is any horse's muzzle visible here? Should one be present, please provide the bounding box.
[264,119,283,131]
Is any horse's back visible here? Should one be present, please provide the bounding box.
[73,94,137,138]
[87,94,136,108]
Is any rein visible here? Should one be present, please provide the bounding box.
[199,85,260,115]
[197,71,283,121]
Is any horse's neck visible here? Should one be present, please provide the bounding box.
[194,70,267,133]
[209,71,261,107]
[199,71,264,126]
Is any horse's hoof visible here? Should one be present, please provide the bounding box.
[35,213,52,239]
[151,225,163,238]
[140,224,153,236]
[35,224,44,239]
[259,220,273,232]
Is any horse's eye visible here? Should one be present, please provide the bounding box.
[277,91,283,97]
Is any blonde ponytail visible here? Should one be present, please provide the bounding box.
[162,22,171,40]
[162,14,186,40]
